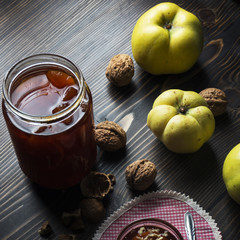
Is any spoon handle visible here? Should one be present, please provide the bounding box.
[184,211,196,240]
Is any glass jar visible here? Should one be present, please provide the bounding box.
[2,54,97,189]
[117,218,183,240]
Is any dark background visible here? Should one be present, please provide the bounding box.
[0,0,240,239]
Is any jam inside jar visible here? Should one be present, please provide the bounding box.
[2,54,97,189]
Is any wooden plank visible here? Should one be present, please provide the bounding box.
[0,0,240,239]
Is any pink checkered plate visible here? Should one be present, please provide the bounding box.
[93,190,222,240]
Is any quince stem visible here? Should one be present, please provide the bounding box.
[165,23,172,30]
[179,106,188,114]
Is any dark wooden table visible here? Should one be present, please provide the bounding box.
[0,0,240,239]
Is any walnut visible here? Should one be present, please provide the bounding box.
[80,198,106,223]
[125,159,157,191]
[106,54,134,87]
[95,121,126,152]
[199,88,228,116]
[80,171,112,199]
[61,209,85,231]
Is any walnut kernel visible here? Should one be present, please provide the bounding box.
[125,159,157,191]
[58,234,77,240]
[80,171,112,199]
[199,88,227,116]
[107,174,116,186]
[95,121,126,152]
[80,198,106,223]
[61,209,84,231]
[107,173,116,191]
[106,54,134,87]
[38,221,53,237]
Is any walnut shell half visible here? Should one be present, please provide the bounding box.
[80,198,106,223]
[80,172,111,199]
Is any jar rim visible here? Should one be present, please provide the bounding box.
[2,53,85,123]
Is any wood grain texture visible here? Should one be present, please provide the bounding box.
[0,0,240,239]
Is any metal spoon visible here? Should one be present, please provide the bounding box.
[184,211,196,240]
